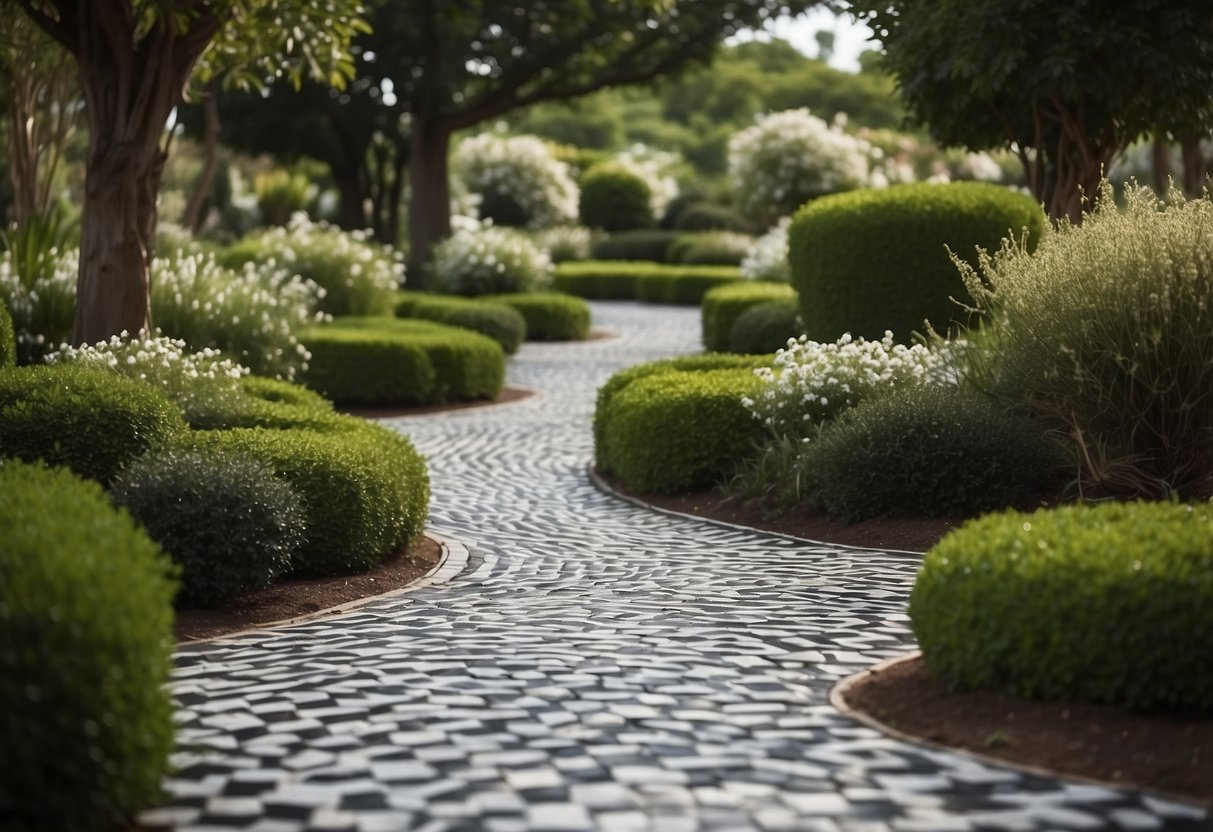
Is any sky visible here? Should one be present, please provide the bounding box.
[734,8,877,74]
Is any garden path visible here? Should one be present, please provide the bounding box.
[148,302,1209,832]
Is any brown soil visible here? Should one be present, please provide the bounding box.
[339,385,534,419]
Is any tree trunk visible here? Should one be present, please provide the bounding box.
[333,170,368,230]
[1181,135,1207,196]
[1151,137,1172,192]
[182,79,221,234]
[407,114,452,288]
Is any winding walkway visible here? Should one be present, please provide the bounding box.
[149,302,1209,832]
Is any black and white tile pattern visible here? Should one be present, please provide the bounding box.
[148,302,1210,831]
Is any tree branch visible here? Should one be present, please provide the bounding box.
[14,0,78,54]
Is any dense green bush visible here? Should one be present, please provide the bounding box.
[179,374,338,432]
[912,500,1213,713]
[0,461,176,830]
[635,266,742,305]
[112,447,306,607]
[0,294,14,367]
[789,181,1044,342]
[430,225,554,296]
[800,385,1059,522]
[0,364,187,484]
[553,261,640,299]
[668,231,755,266]
[598,368,767,493]
[396,290,526,354]
[301,317,504,406]
[481,292,591,341]
[579,162,655,231]
[701,281,797,352]
[671,202,750,232]
[730,300,802,355]
[591,230,682,262]
[182,420,429,575]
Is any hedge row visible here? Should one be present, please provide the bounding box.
[480,291,592,341]
[701,281,798,352]
[395,290,527,354]
[555,261,742,304]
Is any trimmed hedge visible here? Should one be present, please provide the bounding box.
[730,300,802,355]
[186,374,340,432]
[801,385,1059,522]
[701,281,797,352]
[591,230,682,262]
[668,231,754,266]
[635,266,742,305]
[481,292,591,341]
[578,162,655,232]
[553,261,741,304]
[553,261,641,299]
[598,368,767,494]
[0,295,14,368]
[0,363,187,484]
[0,461,176,831]
[181,419,429,576]
[789,181,1044,342]
[912,500,1213,713]
[301,317,504,406]
[671,202,750,232]
[395,290,527,354]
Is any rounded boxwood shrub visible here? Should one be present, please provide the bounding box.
[396,290,527,354]
[182,420,429,576]
[185,374,340,432]
[590,230,682,262]
[667,232,755,267]
[0,294,15,368]
[0,461,176,831]
[800,385,1059,522]
[729,300,802,355]
[481,292,591,341]
[112,447,306,607]
[579,162,655,232]
[0,363,187,484]
[634,266,742,305]
[789,181,1044,342]
[701,281,797,352]
[301,317,504,406]
[671,202,750,232]
[599,368,768,494]
[911,500,1213,713]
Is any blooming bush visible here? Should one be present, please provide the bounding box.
[729,109,874,225]
[430,223,554,296]
[612,145,681,221]
[152,252,326,380]
[454,132,579,230]
[533,225,594,262]
[0,247,77,363]
[740,217,792,282]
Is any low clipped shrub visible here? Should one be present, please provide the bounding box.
[430,224,554,296]
[800,385,1059,522]
[579,162,655,232]
[481,292,591,341]
[911,500,1213,713]
[668,231,755,266]
[0,461,176,830]
[0,363,186,484]
[591,230,682,262]
[396,290,526,354]
[671,202,750,232]
[0,293,15,367]
[635,266,742,305]
[301,317,504,405]
[599,368,767,493]
[789,181,1044,342]
[730,300,802,355]
[111,447,306,607]
[553,261,640,299]
[701,281,797,352]
[181,420,429,576]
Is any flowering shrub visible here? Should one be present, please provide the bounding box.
[740,216,792,282]
[743,331,957,439]
[0,247,77,363]
[221,214,402,317]
[612,145,681,221]
[430,224,553,296]
[729,109,874,225]
[533,225,594,262]
[454,132,579,230]
[151,251,325,380]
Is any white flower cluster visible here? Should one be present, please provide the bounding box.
[740,217,792,282]
[152,251,328,380]
[0,247,79,360]
[533,225,594,263]
[743,331,956,438]
[431,224,554,296]
[729,108,875,224]
[611,144,681,220]
[454,132,579,230]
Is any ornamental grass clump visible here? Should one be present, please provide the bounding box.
[431,224,554,296]
[959,182,1213,498]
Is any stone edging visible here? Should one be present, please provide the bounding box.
[830,652,1210,811]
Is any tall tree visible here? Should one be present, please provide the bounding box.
[11,0,367,344]
[849,0,1213,221]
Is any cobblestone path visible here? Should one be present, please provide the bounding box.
[149,302,1210,832]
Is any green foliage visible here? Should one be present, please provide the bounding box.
[254,168,313,226]
[0,244,76,364]
[701,281,797,352]
[730,300,802,355]
[671,202,751,232]
[553,261,639,299]
[578,162,655,231]
[598,368,767,493]
[180,420,429,576]
[0,294,14,367]
[789,181,1043,342]
[911,500,1213,713]
[591,230,683,262]
[0,363,187,484]
[958,183,1213,498]
[635,266,743,305]
[396,290,527,354]
[0,461,176,831]
[301,317,504,405]
[800,385,1059,521]
[668,231,755,266]
[480,292,592,341]
[111,447,305,607]
[186,374,340,432]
